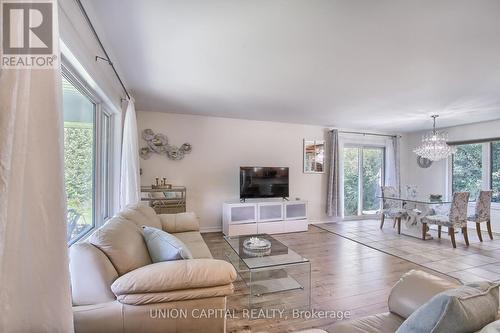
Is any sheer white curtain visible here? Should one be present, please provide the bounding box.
[0,4,73,331]
[120,99,140,208]
[385,136,401,194]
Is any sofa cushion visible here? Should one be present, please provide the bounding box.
[175,231,213,259]
[73,301,124,333]
[478,320,500,333]
[111,259,237,296]
[388,269,460,319]
[142,226,193,262]
[116,284,234,305]
[396,282,499,333]
[159,212,200,233]
[69,242,118,306]
[117,203,162,229]
[89,217,152,275]
[326,312,405,333]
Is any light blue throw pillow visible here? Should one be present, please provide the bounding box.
[142,226,193,262]
[396,281,499,333]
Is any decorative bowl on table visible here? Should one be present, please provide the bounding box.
[243,237,271,257]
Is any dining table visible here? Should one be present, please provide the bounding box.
[377,195,465,239]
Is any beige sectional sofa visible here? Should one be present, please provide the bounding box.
[70,203,237,333]
[300,270,500,333]
[327,270,460,332]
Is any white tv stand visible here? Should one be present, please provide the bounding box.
[222,199,308,236]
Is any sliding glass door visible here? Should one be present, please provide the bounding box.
[343,146,385,217]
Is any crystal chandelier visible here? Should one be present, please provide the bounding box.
[414,115,456,161]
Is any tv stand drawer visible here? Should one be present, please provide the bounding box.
[227,223,258,236]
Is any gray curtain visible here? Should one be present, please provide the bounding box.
[326,129,340,217]
[393,136,401,195]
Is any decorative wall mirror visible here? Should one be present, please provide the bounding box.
[303,139,325,173]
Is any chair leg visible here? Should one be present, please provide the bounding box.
[397,217,401,235]
[422,223,426,240]
[438,225,441,239]
[380,214,385,229]
[476,223,483,242]
[462,227,469,246]
[487,220,493,240]
[449,227,456,248]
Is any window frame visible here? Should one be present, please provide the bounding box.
[62,63,117,245]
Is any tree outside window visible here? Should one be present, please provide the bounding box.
[452,144,482,199]
[491,141,500,202]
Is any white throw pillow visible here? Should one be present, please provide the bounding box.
[142,226,193,262]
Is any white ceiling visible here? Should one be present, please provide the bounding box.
[83,0,500,132]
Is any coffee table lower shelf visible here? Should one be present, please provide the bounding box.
[223,234,311,311]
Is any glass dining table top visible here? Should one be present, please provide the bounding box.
[377,195,474,205]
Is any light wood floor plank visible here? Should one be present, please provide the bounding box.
[202,224,455,332]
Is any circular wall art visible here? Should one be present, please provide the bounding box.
[417,156,433,168]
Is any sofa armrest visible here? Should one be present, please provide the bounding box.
[388,269,460,319]
[111,259,237,296]
[159,212,200,233]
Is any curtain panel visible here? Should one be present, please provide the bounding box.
[120,99,140,208]
[326,129,341,217]
[0,1,74,330]
[385,136,401,194]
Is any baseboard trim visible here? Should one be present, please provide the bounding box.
[200,226,222,233]
[309,219,340,224]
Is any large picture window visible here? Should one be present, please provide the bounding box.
[451,140,500,204]
[491,141,500,203]
[63,70,115,244]
[452,143,483,199]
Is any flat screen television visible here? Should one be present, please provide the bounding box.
[240,167,289,199]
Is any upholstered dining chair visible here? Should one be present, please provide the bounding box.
[380,186,406,234]
[421,192,470,248]
[468,190,493,242]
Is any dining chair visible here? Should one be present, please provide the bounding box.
[468,190,493,242]
[380,186,406,234]
[405,185,418,199]
[421,192,470,248]
[404,184,419,211]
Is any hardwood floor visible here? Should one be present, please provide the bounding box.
[202,225,454,333]
[319,220,500,283]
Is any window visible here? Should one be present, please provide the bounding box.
[362,148,385,214]
[343,147,359,216]
[63,70,115,245]
[492,141,500,203]
[63,77,96,243]
[343,146,385,216]
[452,143,483,199]
[450,140,500,204]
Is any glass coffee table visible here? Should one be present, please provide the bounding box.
[224,234,311,310]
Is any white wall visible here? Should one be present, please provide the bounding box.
[402,119,500,231]
[137,111,332,231]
